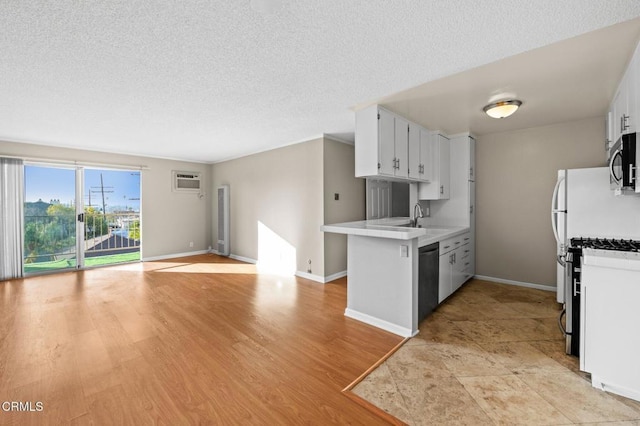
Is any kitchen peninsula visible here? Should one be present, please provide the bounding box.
[321,218,469,337]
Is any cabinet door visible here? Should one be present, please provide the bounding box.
[394,117,409,178]
[366,179,391,219]
[451,247,463,292]
[378,109,396,176]
[439,135,451,198]
[417,133,451,200]
[408,122,421,180]
[606,111,613,160]
[628,49,637,134]
[612,90,622,144]
[419,129,432,182]
[438,253,452,303]
[469,136,476,181]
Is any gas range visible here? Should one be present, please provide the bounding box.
[563,237,640,358]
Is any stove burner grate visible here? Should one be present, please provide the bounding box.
[570,237,640,252]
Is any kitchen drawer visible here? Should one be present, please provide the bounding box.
[439,232,470,255]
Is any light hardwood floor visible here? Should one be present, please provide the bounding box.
[0,254,402,425]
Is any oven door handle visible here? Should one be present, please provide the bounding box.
[609,148,622,184]
[557,307,568,337]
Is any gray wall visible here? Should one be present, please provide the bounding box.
[476,116,606,286]
[323,139,366,277]
[0,140,211,259]
[211,138,325,276]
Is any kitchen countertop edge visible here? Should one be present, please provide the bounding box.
[321,219,469,246]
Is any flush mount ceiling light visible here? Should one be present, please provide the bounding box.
[483,100,522,119]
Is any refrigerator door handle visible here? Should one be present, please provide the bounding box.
[551,175,566,246]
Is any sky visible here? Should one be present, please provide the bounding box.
[24,166,141,212]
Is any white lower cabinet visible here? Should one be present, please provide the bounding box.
[438,251,452,304]
[438,232,471,303]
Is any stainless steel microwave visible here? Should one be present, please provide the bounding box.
[609,132,638,194]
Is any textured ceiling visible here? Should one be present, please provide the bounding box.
[2,1,640,163]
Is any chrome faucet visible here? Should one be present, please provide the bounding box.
[411,203,424,227]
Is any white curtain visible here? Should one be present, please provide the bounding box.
[0,158,24,280]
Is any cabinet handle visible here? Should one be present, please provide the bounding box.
[443,245,451,249]
[454,241,461,245]
[464,237,470,241]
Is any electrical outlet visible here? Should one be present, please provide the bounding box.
[334,193,339,200]
[189,241,194,248]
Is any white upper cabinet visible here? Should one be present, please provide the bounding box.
[609,40,639,147]
[419,127,433,182]
[417,133,450,199]
[377,108,396,176]
[393,116,409,179]
[355,105,430,182]
[408,122,421,180]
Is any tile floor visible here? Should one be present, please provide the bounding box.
[352,279,640,425]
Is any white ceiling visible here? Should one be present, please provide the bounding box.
[1,1,640,163]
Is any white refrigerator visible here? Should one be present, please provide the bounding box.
[551,167,640,303]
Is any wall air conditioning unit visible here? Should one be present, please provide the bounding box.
[217,185,230,256]
[173,171,201,192]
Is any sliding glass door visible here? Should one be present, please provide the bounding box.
[23,166,78,273]
[23,165,141,274]
[82,169,141,267]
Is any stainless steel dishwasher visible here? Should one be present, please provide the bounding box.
[418,242,439,323]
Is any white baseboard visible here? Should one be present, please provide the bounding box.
[324,270,347,283]
[294,270,324,283]
[208,249,257,264]
[344,308,418,338]
[142,250,210,262]
[295,270,347,284]
[229,254,257,264]
[474,275,556,292]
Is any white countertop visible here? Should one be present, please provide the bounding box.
[321,218,468,246]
